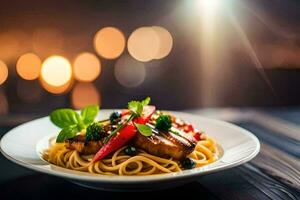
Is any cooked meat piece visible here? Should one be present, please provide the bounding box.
[132,127,196,160]
[65,135,103,155]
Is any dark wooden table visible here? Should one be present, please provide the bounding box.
[0,108,299,200]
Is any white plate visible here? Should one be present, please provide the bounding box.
[0,110,260,191]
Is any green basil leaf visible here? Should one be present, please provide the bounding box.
[135,123,152,137]
[128,97,151,117]
[128,101,143,116]
[50,109,81,128]
[141,97,151,106]
[81,105,99,125]
[56,125,79,143]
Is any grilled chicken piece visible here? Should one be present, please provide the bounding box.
[65,135,103,155]
[132,127,196,160]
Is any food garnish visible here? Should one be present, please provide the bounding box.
[135,123,152,137]
[85,122,104,142]
[103,97,153,143]
[155,114,179,135]
[50,105,99,142]
[155,114,172,131]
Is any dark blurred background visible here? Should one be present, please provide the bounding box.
[0,0,300,120]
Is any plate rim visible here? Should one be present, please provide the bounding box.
[0,110,260,183]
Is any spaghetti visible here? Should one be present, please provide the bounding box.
[43,135,219,176]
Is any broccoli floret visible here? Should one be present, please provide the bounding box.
[86,122,103,141]
[155,114,172,131]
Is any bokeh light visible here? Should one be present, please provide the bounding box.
[0,89,8,115]
[73,52,101,82]
[114,55,146,87]
[40,78,73,94]
[41,55,72,87]
[16,53,42,80]
[71,82,100,109]
[17,80,42,103]
[0,60,8,85]
[152,26,173,59]
[127,27,160,62]
[94,27,125,59]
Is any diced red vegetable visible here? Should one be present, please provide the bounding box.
[184,124,194,133]
[194,132,201,141]
[133,105,155,124]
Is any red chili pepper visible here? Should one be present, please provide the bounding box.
[92,106,155,162]
[92,123,136,162]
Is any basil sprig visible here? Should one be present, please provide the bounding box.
[104,97,152,143]
[56,125,79,143]
[128,97,153,137]
[135,123,152,137]
[50,109,81,128]
[128,97,150,117]
[81,106,99,125]
[50,105,99,143]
